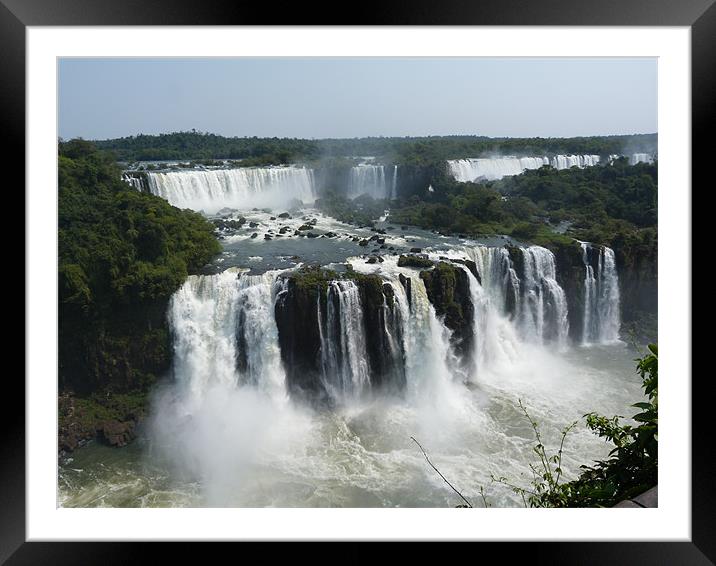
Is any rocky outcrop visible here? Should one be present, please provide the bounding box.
[550,240,589,344]
[420,262,474,364]
[274,267,331,401]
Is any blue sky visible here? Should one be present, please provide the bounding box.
[58,58,657,140]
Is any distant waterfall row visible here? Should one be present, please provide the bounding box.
[168,244,620,405]
[144,167,317,214]
[122,164,399,212]
[447,153,655,182]
[348,164,398,200]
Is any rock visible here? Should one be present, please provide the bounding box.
[367,256,378,264]
[307,232,319,238]
[398,255,434,269]
[249,221,259,228]
[270,216,276,220]
[410,247,422,253]
[420,263,475,365]
[279,226,291,234]
[250,232,258,239]
[264,234,273,240]
[99,419,136,447]
[358,239,369,247]
[278,212,291,218]
[298,224,313,231]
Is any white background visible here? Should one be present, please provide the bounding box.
[27,27,690,541]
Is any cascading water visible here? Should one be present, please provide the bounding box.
[318,280,371,399]
[517,247,570,347]
[387,275,458,407]
[122,173,145,191]
[168,268,288,407]
[348,164,398,200]
[580,243,621,344]
[145,166,316,213]
[447,155,601,182]
[629,153,655,165]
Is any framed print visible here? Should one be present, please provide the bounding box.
[6,0,710,562]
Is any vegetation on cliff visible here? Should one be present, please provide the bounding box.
[58,139,220,448]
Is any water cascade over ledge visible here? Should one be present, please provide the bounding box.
[145,167,316,213]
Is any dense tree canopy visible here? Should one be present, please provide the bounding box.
[91,130,657,167]
[59,139,220,316]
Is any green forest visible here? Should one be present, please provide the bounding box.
[92,130,656,165]
[58,140,220,446]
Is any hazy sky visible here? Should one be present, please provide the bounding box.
[58,58,657,140]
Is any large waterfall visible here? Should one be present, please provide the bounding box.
[145,167,316,213]
[164,241,620,412]
[580,243,621,344]
[447,155,601,182]
[63,239,637,508]
[168,268,288,407]
[348,164,398,200]
[463,246,569,348]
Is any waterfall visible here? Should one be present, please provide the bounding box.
[463,245,568,347]
[388,276,455,403]
[348,164,397,200]
[580,243,621,344]
[145,166,316,213]
[168,269,287,407]
[122,173,145,191]
[517,247,570,347]
[465,246,521,318]
[629,153,655,165]
[447,155,601,182]
[318,280,371,399]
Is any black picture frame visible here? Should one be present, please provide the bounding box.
[6,0,708,563]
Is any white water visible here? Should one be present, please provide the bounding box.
[168,268,288,407]
[447,154,601,182]
[319,280,371,399]
[629,153,655,165]
[60,238,638,509]
[348,164,398,200]
[580,243,621,344]
[145,167,316,213]
[122,173,144,191]
[518,247,570,348]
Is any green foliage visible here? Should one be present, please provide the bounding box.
[95,131,656,167]
[58,140,221,395]
[59,140,220,314]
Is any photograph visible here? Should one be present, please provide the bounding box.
[56,56,660,510]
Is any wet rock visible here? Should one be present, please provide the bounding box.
[278,212,291,219]
[249,221,259,228]
[410,247,422,253]
[358,239,369,247]
[250,232,258,239]
[264,234,273,240]
[99,419,136,447]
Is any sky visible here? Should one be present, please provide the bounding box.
[58,58,657,140]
